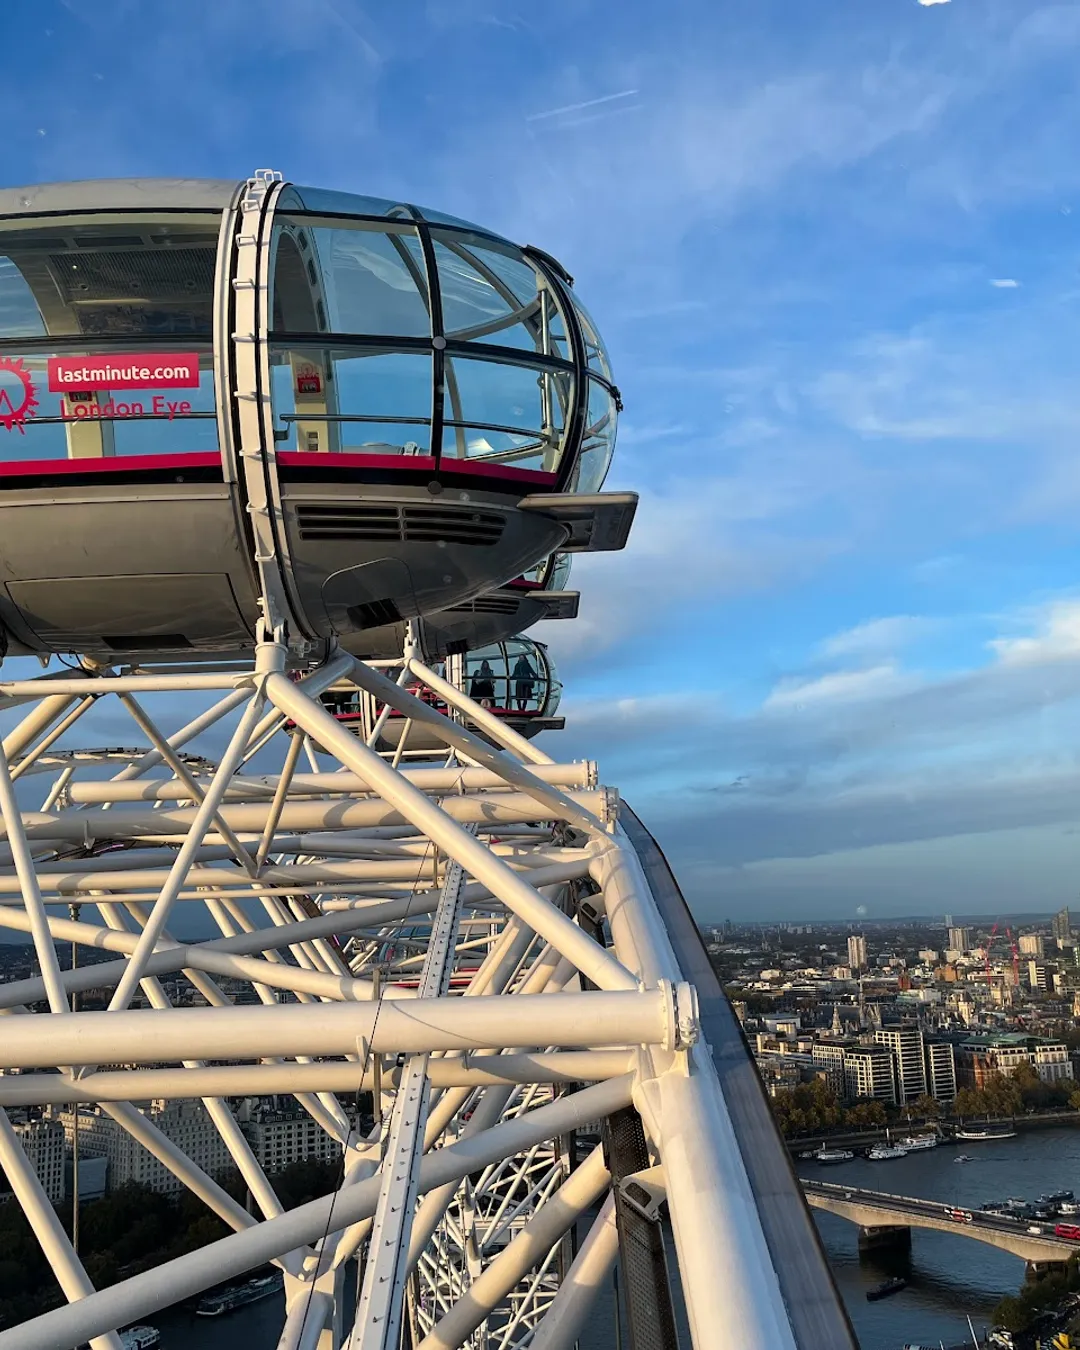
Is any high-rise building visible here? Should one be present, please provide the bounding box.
[948,926,972,954]
[1053,907,1072,942]
[944,914,954,928]
[847,935,868,971]
[1019,933,1044,957]
[874,1027,928,1105]
[843,1046,896,1104]
[924,1041,957,1103]
[11,1116,65,1204]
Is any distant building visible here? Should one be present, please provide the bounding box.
[1019,934,1044,957]
[847,935,868,972]
[874,1027,928,1105]
[1053,907,1072,943]
[948,927,972,955]
[9,1116,65,1204]
[918,949,939,964]
[56,1100,233,1194]
[844,1045,896,1105]
[956,1034,1074,1088]
[237,1100,343,1172]
[925,1041,957,1103]
[1028,960,1049,992]
[944,914,954,928]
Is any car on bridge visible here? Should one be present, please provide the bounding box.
[943,1207,973,1224]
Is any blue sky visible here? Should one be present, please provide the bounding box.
[4,0,1080,922]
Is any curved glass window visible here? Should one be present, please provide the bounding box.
[572,379,618,493]
[283,186,508,241]
[463,638,560,716]
[270,346,432,455]
[519,551,573,590]
[433,230,569,358]
[442,354,570,471]
[567,287,612,380]
[267,201,595,485]
[272,217,429,337]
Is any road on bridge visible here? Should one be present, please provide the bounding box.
[802,1178,1080,1263]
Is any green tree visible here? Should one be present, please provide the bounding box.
[910,1094,941,1120]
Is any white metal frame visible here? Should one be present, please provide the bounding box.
[0,635,798,1350]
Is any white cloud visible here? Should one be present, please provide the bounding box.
[918,0,951,7]
[819,615,936,659]
[764,664,911,710]
[988,599,1080,666]
[990,278,1020,288]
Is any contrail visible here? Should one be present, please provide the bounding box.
[526,89,639,122]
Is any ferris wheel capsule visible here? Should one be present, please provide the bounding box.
[0,176,635,661]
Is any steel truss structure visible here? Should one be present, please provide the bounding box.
[0,635,806,1350]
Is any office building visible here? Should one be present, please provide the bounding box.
[1053,907,1072,943]
[874,1026,927,1105]
[1019,934,1044,958]
[11,1116,65,1204]
[847,935,868,972]
[925,1040,957,1103]
[57,1100,233,1194]
[844,1046,896,1105]
[238,1100,343,1172]
[948,927,972,955]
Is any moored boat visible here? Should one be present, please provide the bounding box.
[196,1272,282,1317]
[813,1147,854,1164]
[896,1133,938,1151]
[867,1143,908,1160]
[955,1125,1017,1141]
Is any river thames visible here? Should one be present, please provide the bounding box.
[136,1126,1080,1349]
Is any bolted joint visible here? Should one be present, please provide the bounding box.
[598,785,621,826]
[658,979,700,1052]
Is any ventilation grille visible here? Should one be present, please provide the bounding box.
[347,598,402,630]
[446,595,521,616]
[296,503,505,547]
[51,247,217,303]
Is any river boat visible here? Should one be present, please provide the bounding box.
[196,1272,282,1317]
[867,1143,908,1160]
[896,1133,938,1151]
[955,1125,1017,1141]
[813,1148,854,1164]
[866,1275,907,1301]
[953,1154,973,1163]
[1041,1189,1074,1204]
[120,1330,160,1350]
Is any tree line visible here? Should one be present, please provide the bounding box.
[769,1064,1080,1138]
[0,1158,340,1330]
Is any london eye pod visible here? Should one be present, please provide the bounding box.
[0,173,633,662]
[322,635,564,752]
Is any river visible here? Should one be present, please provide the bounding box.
[136,1128,1079,1349]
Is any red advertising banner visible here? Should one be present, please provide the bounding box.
[47,353,201,393]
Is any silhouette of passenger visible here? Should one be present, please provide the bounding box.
[512,653,537,711]
[470,659,496,706]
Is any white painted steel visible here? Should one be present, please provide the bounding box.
[0,636,803,1349]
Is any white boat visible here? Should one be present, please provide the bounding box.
[867,1143,908,1160]
[121,1330,160,1350]
[897,1133,938,1150]
[813,1147,854,1164]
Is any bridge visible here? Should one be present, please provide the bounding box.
[804,1179,1080,1264]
